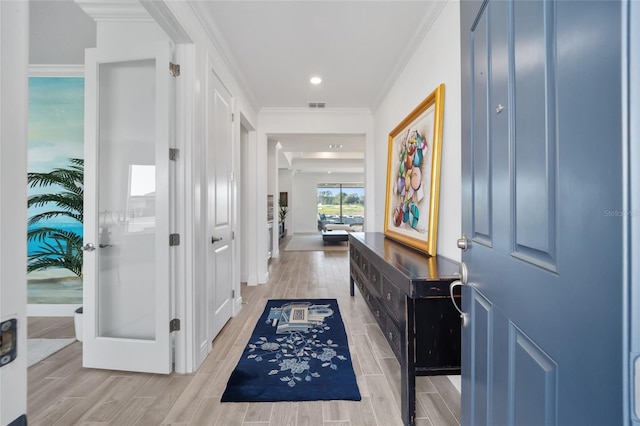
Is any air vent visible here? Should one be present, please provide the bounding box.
[308,102,326,109]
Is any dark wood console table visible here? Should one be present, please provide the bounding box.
[348,232,461,426]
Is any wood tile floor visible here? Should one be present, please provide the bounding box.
[27,239,460,425]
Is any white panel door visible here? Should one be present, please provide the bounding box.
[83,42,173,374]
[206,69,234,343]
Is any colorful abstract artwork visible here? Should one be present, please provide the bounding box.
[384,84,445,256]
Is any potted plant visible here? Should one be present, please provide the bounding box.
[27,158,84,341]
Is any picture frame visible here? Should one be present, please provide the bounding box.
[383,83,445,256]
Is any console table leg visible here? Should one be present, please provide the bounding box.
[401,297,416,426]
[401,364,416,426]
[350,275,355,297]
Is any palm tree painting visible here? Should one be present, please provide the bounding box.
[28,76,84,304]
[27,158,83,277]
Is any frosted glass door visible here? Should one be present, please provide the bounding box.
[83,42,172,374]
[97,59,156,340]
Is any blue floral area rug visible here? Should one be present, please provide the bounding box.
[221,298,361,402]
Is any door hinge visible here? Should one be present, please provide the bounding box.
[230,171,235,181]
[169,62,180,77]
[169,148,179,161]
[231,113,235,122]
[170,318,180,332]
[169,234,180,246]
[232,289,235,298]
[232,231,235,240]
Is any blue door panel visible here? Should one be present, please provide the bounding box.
[512,0,558,270]
[490,308,510,426]
[471,5,492,246]
[511,324,557,426]
[472,290,491,424]
[461,0,624,424]
[487,0,511,256]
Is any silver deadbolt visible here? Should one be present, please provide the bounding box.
[81,243,96,252]
[211,236,223,244]
[496,104,504,114]
[457,234,468,251]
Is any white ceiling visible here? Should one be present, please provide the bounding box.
[272,133,365,174]
[191,1,444,174]
[193,1,443,110]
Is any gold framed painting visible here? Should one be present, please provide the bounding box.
[383,83,445,256]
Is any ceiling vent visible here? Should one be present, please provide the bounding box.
[308,102,326,109]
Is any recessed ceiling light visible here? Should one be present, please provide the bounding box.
[329,144,343,149]
[310,76,322,85]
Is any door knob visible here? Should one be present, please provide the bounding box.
[457,234,468,251]
[458,262,468,284]
[81,243,96,252]
[211,236,223,243]
[450,261,469,327]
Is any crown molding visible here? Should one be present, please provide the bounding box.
[74,0,154,22]
[370,0,448,114]
[259,107,373,116]
[140,0,192,43]
[187,1,260,111]
[28,64,85,77]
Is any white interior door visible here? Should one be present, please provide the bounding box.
[206,69,234,342]
[83,42,173,374]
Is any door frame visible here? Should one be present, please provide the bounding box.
[0,2,29,423]
[626,0,639,423]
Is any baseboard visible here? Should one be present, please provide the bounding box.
[447,375,461,393]
[27,304,81,317]
[233,297,243,316]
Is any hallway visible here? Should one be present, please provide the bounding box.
[27,241,460,425]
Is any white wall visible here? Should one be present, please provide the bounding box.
[240,125,250,282]
[0,2,29,424]
[290,172,365,234]
[267,140,278,257]
[373,0,461,261]
[278,169,293,232]
[29,0,96,65]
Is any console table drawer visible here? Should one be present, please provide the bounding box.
[382,275,405,323]
[350,258,364,286]
[384,315,402,360]
[359,255,370,281]
[370,265,382,295]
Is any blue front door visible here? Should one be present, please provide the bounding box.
[460,0,624,424]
